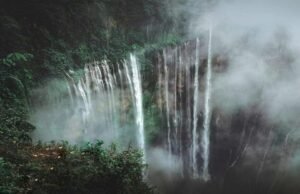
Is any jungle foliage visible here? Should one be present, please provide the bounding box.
[0,141,152,194]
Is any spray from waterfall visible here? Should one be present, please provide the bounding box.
[201,26,213,181]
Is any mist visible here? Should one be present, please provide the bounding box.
[29,65,138,148]
[199,0,300,131]
[141,0,300,192]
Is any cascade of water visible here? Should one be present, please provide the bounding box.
[90,66,97,89]
[201,27,213,181]
[43,56,146,152]
[184,42,192,175]
[111,64,118,85]
[106,61,118,135]
[178,47,184,176]
[95,65,104,90]
[192,38,200,178]
[62,36,214,179]
[124,61,135,102]
[117,63,123,89]
[66,83,74,105]
[129,54,146,162]
[92,64,109,129]
[101,64,114,130]
[163,49,172,156]
[104,61,116,114]
[77,79,90,133]
[117,63,124,122]
[157,54,163,115]
[84,66,92,111]
[174,48,178,149]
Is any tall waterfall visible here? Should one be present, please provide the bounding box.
[35,54,147,159]
[201,27,213,181]
[155,33,214,179]
[33,36,215,180]
[163,49,172,156]
[129,54,146,162]
[192,38,200,178]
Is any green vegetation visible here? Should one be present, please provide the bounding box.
[0,141,152,194]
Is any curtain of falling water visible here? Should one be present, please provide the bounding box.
[178,48,184,177]
[163,49,172,158]
[174,48,178,152]
[157,42,195,177]
[124,60,135,102]
[201,28,213,181]
[192,38,200,178]
[63,39,215,179]
[65,55,145,161]
[156,35,213,179]
[185,42,192,176]
[129,54,146,162]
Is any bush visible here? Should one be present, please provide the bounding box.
[0,141,152,194]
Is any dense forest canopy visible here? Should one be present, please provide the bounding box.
[0,0,179,74]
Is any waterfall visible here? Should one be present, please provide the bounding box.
[84,66,92,111]
[184,42,192,176]
[102,63,115,131]
[178,48,184,176]
[163,49,172,156]
[107,61,119,135]
[201,27,213,181]
[129,54,146,162]
[77,79,90,133]
[174,48,178,148]
[36,34,216,179]
[45,55,147,154]
[192,38,200,178]
[157,54,163,115]
[124,61,135,102]
[152,36,215,179]
[66,83,74,105]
